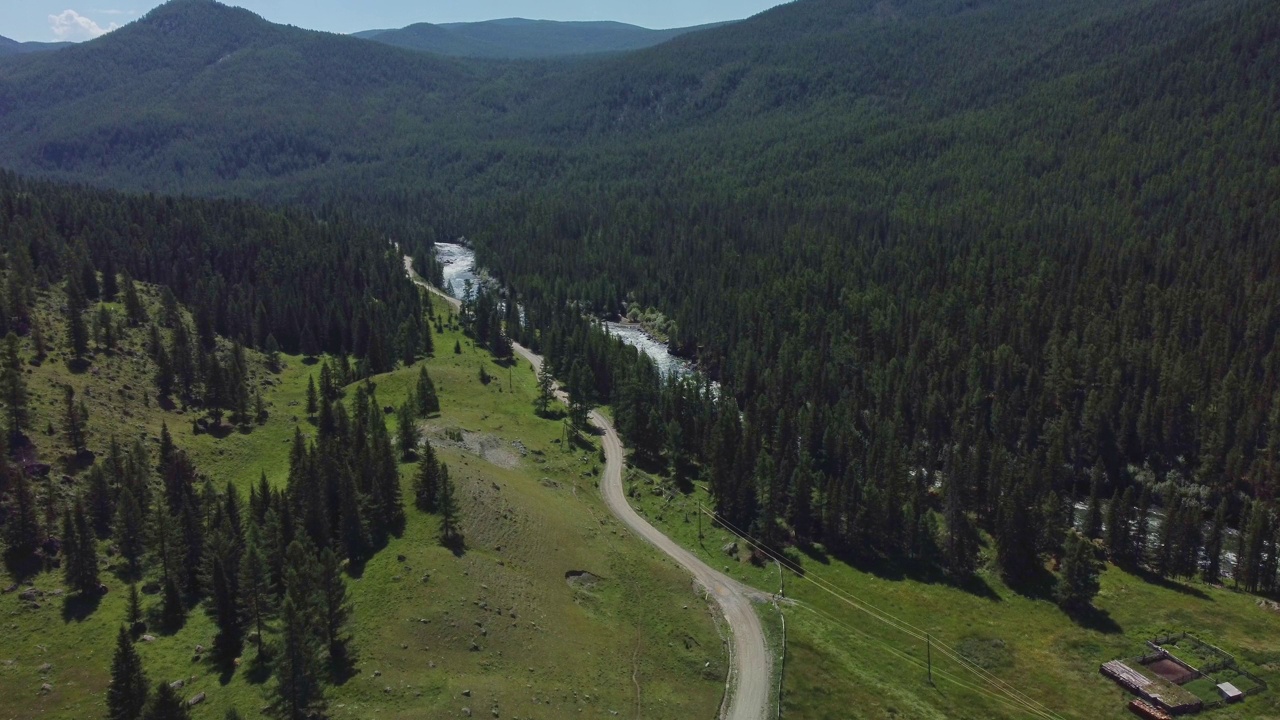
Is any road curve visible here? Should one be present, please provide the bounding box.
[405,255,772,720]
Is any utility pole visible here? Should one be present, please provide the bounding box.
[927,634,933,686]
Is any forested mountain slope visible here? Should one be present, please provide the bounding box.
[356,18,724,59]
[2,0,1280,592]
[0,36,70,57]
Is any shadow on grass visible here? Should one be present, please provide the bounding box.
[345,557,368,580]
[1064,604,1123,634]
[61,590,102,622]
[443,534,467,557]
[803,543,1005,603]
[1132,567,1211,601]
[244,646,273,685]
[65,357,91,374]
[329,641,358,685]
[3,549,42,583]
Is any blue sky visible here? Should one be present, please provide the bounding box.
[3,1,789,42]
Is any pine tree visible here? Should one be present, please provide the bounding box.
[437,464,460,547]
[127,583,143,631]
[106,626,148,720]
[1103,487,1129,565]
[272,539,325,720]
[396,400,417,460]
[414,442,442,512]
[141,681,190,720]
[1083,463,1104,539]
[239,523,273,657]
[317,546,352,666]
[62,385,88,453]
[122,271,146,326]
[942,472,978,577]
[305,376,317,419]
[3,469,41,558]
[114,487,146,578]
[67,303,90,359]
[2,332,29,447]
[415,365,439,416]
[208,558,242,663]
[85,466,114,538]
[63,501,99,595]
[453,339,461,355]
[1202,498,1227,584]
[1056,531,1102,612]
[535,362,554,417]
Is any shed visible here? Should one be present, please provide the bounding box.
[1217,682,1244,703]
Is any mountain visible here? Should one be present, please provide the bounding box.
[0,35,71,57]
[354,17,728,59]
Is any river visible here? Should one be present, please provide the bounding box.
[433,242,700,380]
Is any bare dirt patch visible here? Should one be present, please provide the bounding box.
[424,423,523,469]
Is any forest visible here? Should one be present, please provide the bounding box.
[0,0,1277,666]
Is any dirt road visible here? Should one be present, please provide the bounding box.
[406,255,772,720]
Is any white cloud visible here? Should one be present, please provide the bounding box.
[49,9,120,41]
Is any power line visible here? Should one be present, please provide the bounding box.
[697,504,1065,720]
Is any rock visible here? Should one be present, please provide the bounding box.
[187,692,206,706]
[469,641,481,652]
[194,645,204,654]
[170,679,185,690]
[463,689,471,697]
[384,686,392,694]
[18,590,41,602]
[39,682,53,694]
[397,554,407,562]
[721,542,738,557]
[2,584,16,594]
[462,709,472,717]
[38,662,52,673]
[141,635,156,643]
[373,670,382,677]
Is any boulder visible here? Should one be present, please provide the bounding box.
[187,692,206,706]
[721,542,738,557]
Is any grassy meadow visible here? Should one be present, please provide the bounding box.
[0,290,726,719]
[625,469,1280,720]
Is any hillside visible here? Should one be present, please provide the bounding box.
[355,18,726,59]
[0,36,70,57]
[0,177,726,718]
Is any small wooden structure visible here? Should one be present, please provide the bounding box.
[1128,699,1173,720]
[1217,681,1244,703]
[1100,661,1203,715]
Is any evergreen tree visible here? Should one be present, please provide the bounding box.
[415,365,439,416]
[114,487,146,578]
[141,681,190,720]
[126,583,143,631]
[66,303,90,359]
[208,558,242,663]
[453,340,461,355]
[535,362,554,416]
[85,466,114,538]
[3,469,41,558]
[413,442,442,512]
[1103,488,1129,565]
[317,546,352,666]
[239,523,273,657]
[121,271,146,326]
[106,626,148,720]
[272,540,325,720]
[2,332,29,447]
[437,464,460,547]
[305,375,317,419]
[62,385,88,453]
[1083,463,1104,540]
[63,501,100,595]
[1202,498,1227,584]
[942,471,978,577]
[1056,531,1102,612]
[396,400,417,460]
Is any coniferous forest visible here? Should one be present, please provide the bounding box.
[2,0,1280,716]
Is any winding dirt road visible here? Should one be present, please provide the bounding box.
[405,255,772,720]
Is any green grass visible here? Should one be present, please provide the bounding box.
[625,470,1280,720]
[0,291,726,719]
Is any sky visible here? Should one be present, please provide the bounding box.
[1,1,790,43]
